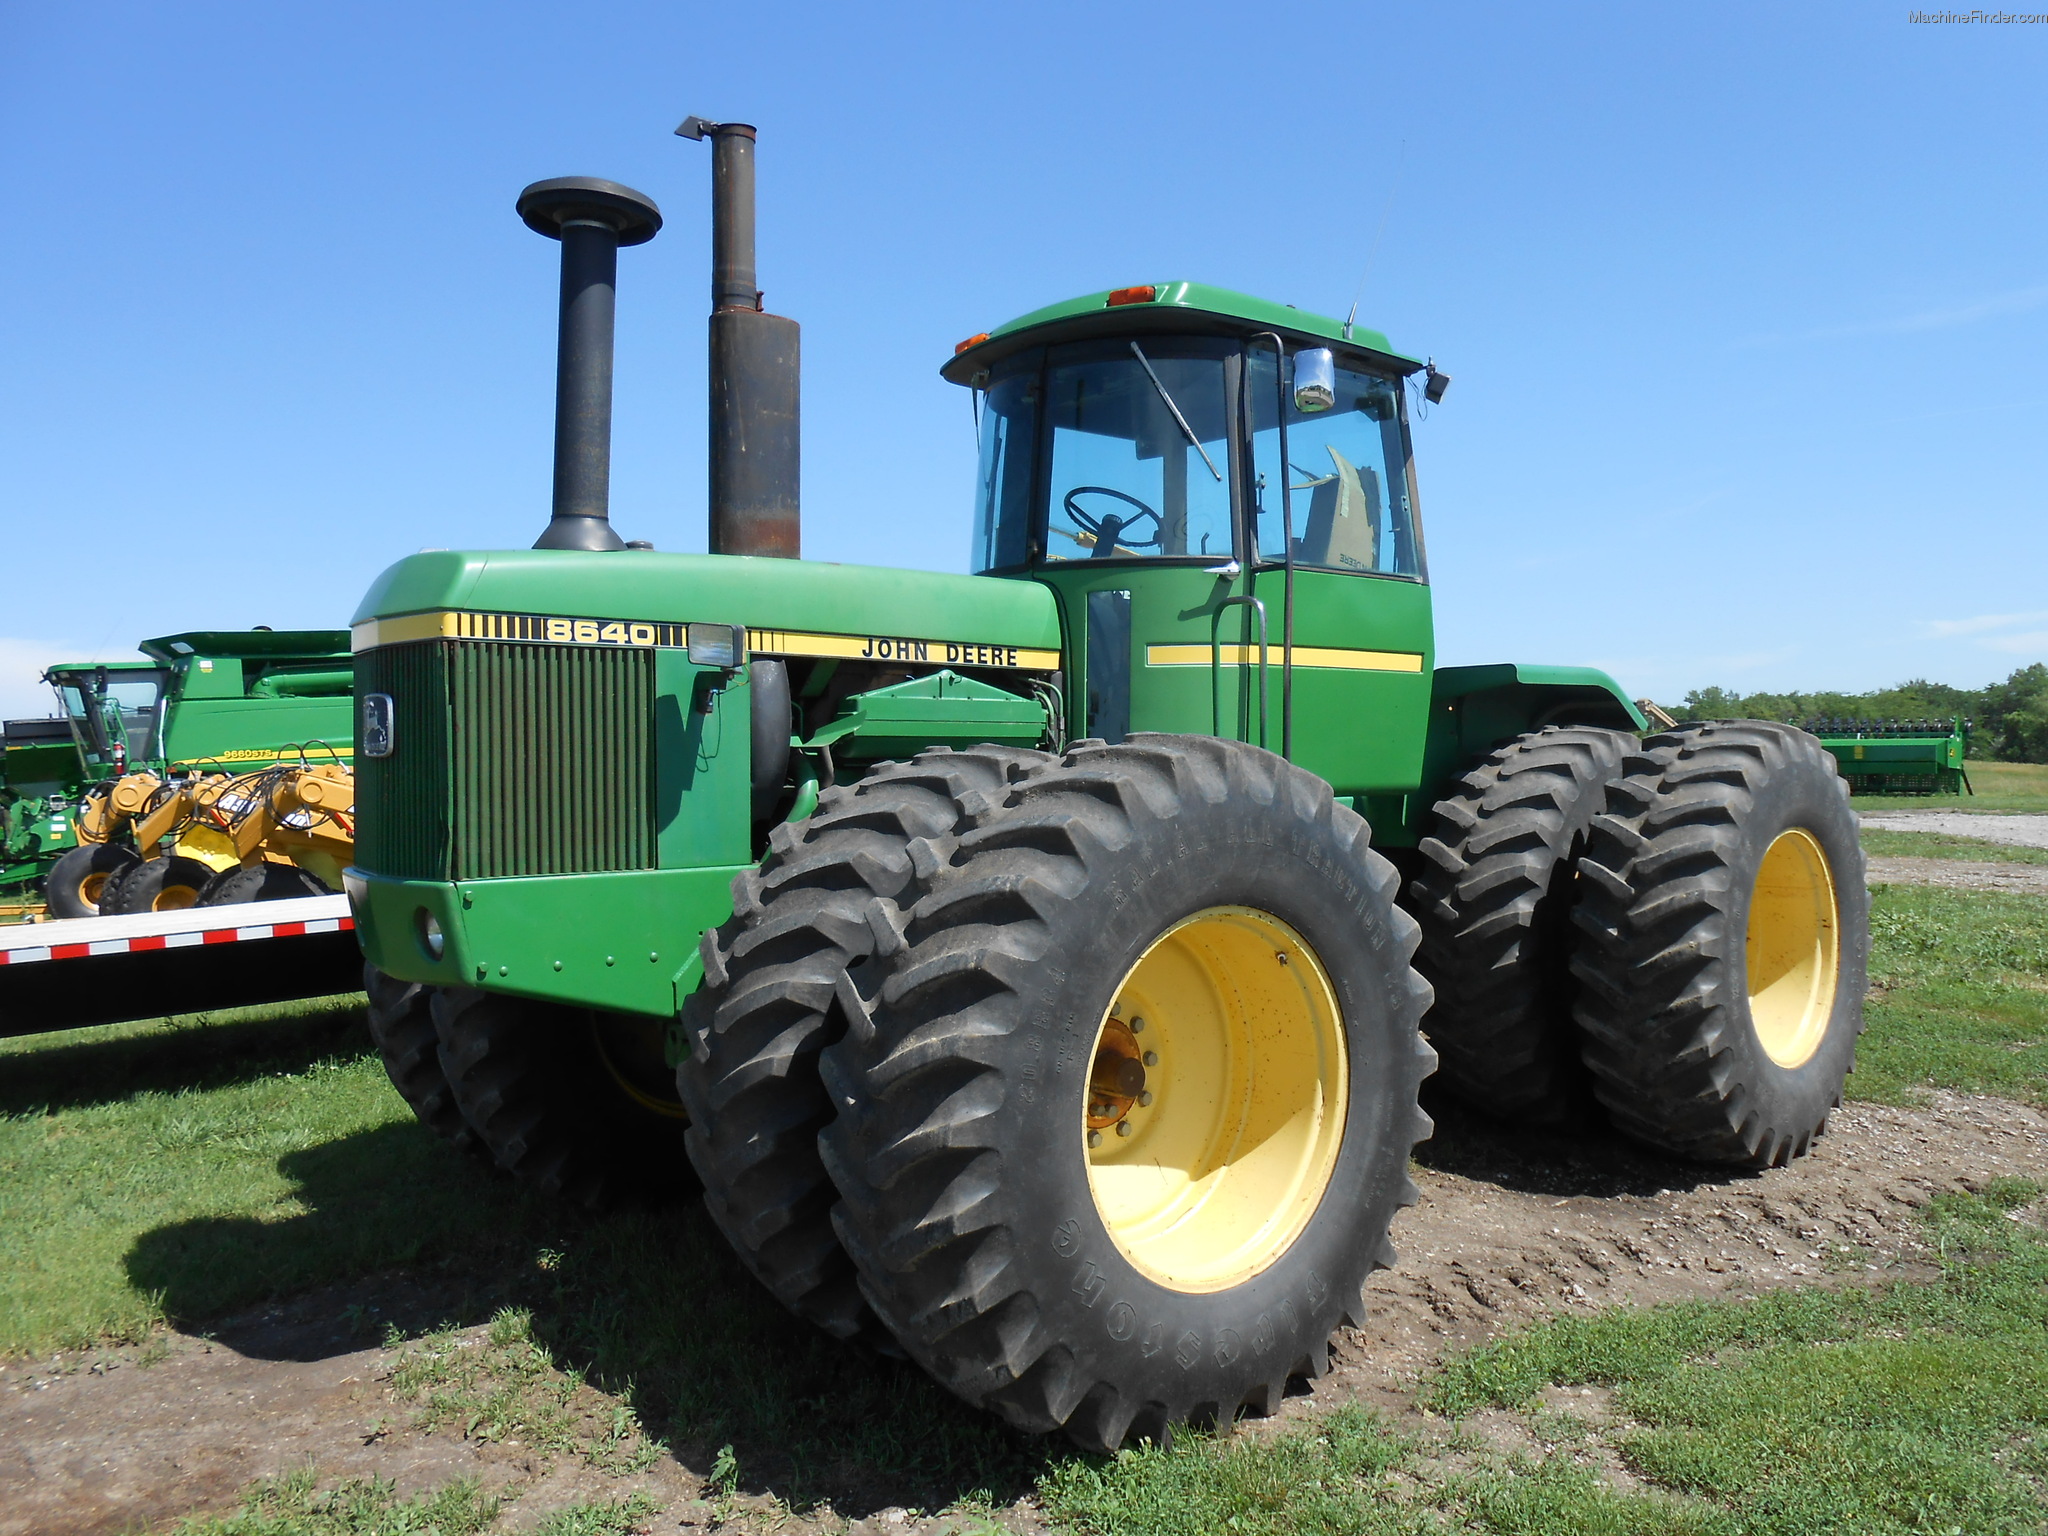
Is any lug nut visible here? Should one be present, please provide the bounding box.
[1143,1050,1158,1067]
[1138,1091,1153,1107]
[1116,1121,1133,1137]
[1088,1130,1102,1148]
[1130,1016,1145,1033]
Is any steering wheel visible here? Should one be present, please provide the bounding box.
[1062,487,1163,557]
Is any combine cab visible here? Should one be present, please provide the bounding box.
[346,124,1871,1449]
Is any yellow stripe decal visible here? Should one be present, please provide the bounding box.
[353,610,1059,670]
[1146,643,1425,673]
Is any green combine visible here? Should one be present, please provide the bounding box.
[6,630,353,918]
[349,124,1870,1451]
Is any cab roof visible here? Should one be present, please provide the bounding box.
[941,281,1426,385]
[137,630,351,664]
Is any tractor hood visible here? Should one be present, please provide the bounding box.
[352,550,1062,663]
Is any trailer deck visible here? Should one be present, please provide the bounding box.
[0,894,360,1036]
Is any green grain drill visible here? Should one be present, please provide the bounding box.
[350,123,1871,1451]
[1800,716,1971,795]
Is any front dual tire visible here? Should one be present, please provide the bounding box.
[687,734,1437,1450]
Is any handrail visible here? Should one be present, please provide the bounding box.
[1210,595,1270,746]
[1246,332,1296,761]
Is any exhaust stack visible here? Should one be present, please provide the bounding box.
[516,177,662,552]
[677,117,801,559]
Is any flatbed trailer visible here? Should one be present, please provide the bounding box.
[0,893,360,1036]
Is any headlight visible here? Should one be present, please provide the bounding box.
[415,908,446,961]
[687,622,745,668]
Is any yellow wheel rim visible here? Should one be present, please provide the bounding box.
[591,1014,689,1120]
[1084,906,1349,1294]
[1745,829,1841,1069]
[153,885,201,912]
[79,872,111,908]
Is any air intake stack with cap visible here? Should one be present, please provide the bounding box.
[676,117,801,559]
[516,177,663,552]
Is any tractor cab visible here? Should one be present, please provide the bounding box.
[946,282,1437,833]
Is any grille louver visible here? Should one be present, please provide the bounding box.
[356,640,655,881]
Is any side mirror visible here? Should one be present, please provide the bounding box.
[1292,348,1336,413]
[1424,363,1451,404]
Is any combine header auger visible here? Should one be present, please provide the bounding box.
[71,759,354,914]
[347,122,1870,1450]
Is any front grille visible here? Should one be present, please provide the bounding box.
[356,640,656,881]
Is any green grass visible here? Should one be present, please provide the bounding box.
[1045,1187,2048,1536]
[1861,828,2048,866]
[1853,758,2048,812]
[5,887,2047,1530]
[166,1465,658,1535]
[0,1001,1050,1514]
[1853,885,2048,1108]
[1419,1184,2048,1535]
[169,1468,500,1535]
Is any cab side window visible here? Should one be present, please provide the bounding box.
[1247,358,1422,578]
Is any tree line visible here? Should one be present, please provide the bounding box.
[1672,663,2048,762]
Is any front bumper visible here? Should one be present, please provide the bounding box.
[343,863,749,1018]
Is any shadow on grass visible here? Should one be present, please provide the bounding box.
[127,1120,1056,1514]
[0,996,371,1115]
[1412,1082,1743,1200]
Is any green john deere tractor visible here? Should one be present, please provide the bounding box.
[348,125,1868,1451]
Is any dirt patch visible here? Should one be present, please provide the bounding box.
[1864,855,2048,894]
[0,1275,704,1536]
[5,1092,2044,1534]
[1304,1089,2048,1418]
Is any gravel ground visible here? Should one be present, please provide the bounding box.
[1864,856,2048,895]
[1860,811,2048,849]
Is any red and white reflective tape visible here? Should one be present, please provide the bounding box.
[0,894,356,967]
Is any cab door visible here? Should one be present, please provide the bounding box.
[1241,352,1435,813]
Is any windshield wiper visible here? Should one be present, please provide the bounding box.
[1129,343,1223,482]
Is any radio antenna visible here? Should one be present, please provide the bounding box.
[1343,139,1407,340]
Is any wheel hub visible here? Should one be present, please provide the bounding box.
[1083,905,1349,1293]
[1746,827,1842,1069]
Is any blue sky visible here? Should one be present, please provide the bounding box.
[3,1,2043,717]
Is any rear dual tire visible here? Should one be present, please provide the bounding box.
[1572,722,1867,1166]
[1408,726,1632,1126]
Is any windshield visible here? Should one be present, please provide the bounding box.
[971,340,1235,571]
[52,670,165,765]
[1247,352,1422,577]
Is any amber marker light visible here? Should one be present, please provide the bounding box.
[1106,285,1158,306]
[954,332,991,355]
